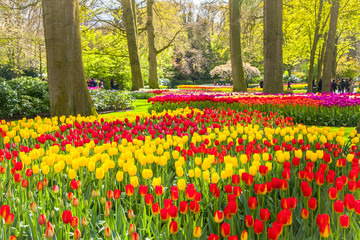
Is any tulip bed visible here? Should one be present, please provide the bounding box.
[149,93,360,127]
[0,107,360,240]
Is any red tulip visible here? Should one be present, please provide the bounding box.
[245,215,254,228]
[52,185,59,194]
[62,210,72,224]
[334,200,344,213]
[232,174,240,185]
[139,185,148,196]
[163,199,173,209]
[277,209,292,226]
[106,190,114,199]
[301,208,309,220]
[328,187,337,200]
[14,173,22,183]
[152,203,160,215]
[45,222,54,239]
[344,194,355,211]
[0,205,10,219]
[155,185,163,196]
[38,214,47,225]
[74,228,81,240]
[339,214,350,228]
[145,194,154,206]
[260,208,270,222]
[253,219,264,235]
[289,197,297,209]
[281,198,289,210]
[224,184,233,194]
[308,197,317,210]
[126,184,134,197]
[220,222,231,238]
[185,187,196,199]
[228,200,238,215]
[169,205,178,219]
[214,210,224,223]
[70,179,80,190]
[37,181,43,191]
[171,186,179,201]
[169,220,178,234]
[70,216,79,228]
[160,208,169,221]
[131,233,140,240]
[114,189,121,200]
[248,197,257,210]
[208,233,220,240]
[179,201,188,214]
[233,186,242,197]
[319,223,330,238]
[5,213,14,225]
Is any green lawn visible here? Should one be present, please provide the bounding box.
[103,99,151,117]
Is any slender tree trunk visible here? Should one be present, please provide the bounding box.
[230,0,247,92]
[147,0,159,89]
[121,0,144,91]
[39,43,42,77]
[42,0,97,117]
[322,0,340,92]
[263,0,283,94]
[307,0,324,93]
[316,36,327,84]
[331,37,338,79]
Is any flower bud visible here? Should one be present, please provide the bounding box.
[128,223,136,235]
[81,217,88,226]
[128,209,134,219]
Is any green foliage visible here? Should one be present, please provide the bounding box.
[0,77,49,118]
[89,89,134,111]
[130,91,156,99]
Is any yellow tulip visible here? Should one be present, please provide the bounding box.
[95,168,105,179]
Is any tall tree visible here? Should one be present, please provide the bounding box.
[229,0,247,92]
[146,0,159,89]
[322,0,340,92]
[307,0,324,93]
[121,0,144,91]
[146,0,180,89]
[263,0,283,94]
[42,0,96,117]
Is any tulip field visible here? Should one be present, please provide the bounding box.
[1,94,360,239]
[149,92,360,126]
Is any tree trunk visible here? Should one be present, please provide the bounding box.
[229,0,247,92]
[263,0,283,94]
[147,0,159,89]
[39,43,42,77]
[121,0,144,91]
[316,37,326,84]
[307,0,324,93]
[322,0,340,92]
[42,0,97,117]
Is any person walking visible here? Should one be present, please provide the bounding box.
[317,78,322,92]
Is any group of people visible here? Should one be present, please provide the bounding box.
[331,78,355,93]
[313,78,355,93]
[87,78,105,88]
